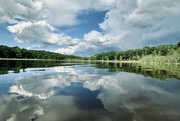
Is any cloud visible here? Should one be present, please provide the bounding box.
[7,21,79,45]
[84,30,108,43]
[42,0,116,26]
[98,0,180,48]
[0,0,115,26]
[1,0,115,49]
[27,44,47,50]
[54,0,180,55]
[54,40,110,56]
[1,0,180,55]
[0,0,82,46]
[0,0,46,24]
[54,41,97,55]
[54,34,121,56]
[54,47,76,55]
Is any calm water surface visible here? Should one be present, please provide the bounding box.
[0,60,180,121]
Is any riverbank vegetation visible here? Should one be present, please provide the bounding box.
[0,43,180,63]
[90,42,180,63]
[0,45,81,60]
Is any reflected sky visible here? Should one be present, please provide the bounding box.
[0,64,180,121]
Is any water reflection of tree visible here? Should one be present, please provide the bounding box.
[1,60,179,80]
[92,62,180,80]
[0,60,61,75]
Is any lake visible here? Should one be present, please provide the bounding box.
[0,60,180,121]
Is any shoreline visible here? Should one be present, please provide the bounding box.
[89,60,180,65]
[0,58,179,64]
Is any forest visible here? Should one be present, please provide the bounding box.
[0,43,180,63]
[0,45,81,60]
[90,42,180,63]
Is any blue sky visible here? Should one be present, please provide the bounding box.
[0,0,180,56]
[0,10,107,52]
[59,10,107,38]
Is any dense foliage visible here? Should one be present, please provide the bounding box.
[90,43,180,63]
[0,45,81,60]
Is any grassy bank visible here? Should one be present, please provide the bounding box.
[140,49,180,64]
[88,59,180,64]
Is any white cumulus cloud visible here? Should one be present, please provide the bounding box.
[42,0,116,26]
[7,21,79,45]
[54,47,76,55]
[27,44,47,50]
[1,0,116,50]
[54,0,180,55]
[1,0,180,55]
[0,0,46,24]
[98,0,180,48]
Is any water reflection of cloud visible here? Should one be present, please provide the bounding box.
[0,94,111,121]
[93,73,180,121]
[9,66,104,99]
[4,65,180,121]
[36,95,111,121]
[0,95,45,121]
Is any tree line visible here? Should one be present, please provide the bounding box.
[0,45,81,60]
[90,42,180,63]
[1,42,180,62]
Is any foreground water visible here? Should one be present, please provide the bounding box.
[0,60,180,121]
